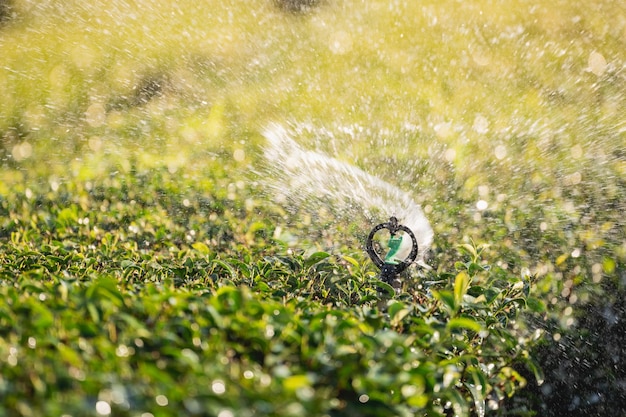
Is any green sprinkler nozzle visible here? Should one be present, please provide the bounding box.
[384,235,403,265]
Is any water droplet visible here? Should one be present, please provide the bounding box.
[11,142,33,161]
[212,380,226,395]
[444,148,456,162]
[329,30,353,55]
[588,51,607,76]
[494,144,507,160]
[115,344,129,357]
[7,347,18,367]
[260,374,272,387]
[85,103,107,127]
[233,148,245,162]
[95,401,111,416]
[472,115,489,134]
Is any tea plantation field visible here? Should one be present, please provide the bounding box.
[1,0,625,416]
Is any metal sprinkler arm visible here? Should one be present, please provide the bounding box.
[366,216,419,283]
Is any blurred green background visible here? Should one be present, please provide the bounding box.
[1,0,625,415]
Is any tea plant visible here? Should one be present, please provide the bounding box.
[1,0,624,415]
[0,171,542,416]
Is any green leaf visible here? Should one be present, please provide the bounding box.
[467,262,484,276]
[192,241,211,255]
[447,317,483,333]
[526,297,546,313]
[304,251,331,267]
[206,305,225,329]
[283,374,311,391]
[376,281,395,297]
[87,277,124,306]
[31,302,54,329]
[387,301,406,317]
[467,285,484,297]
[454,261,467,271]
[603,256,616,274]
[465,366,487,417]
[389,302,411,327]
[87,302,100,323]
[212,259,236,279]
[215,286,244,311]
[432,290,456,314]
[523,356,545,386]
[341,255,360,267]
[454,271,470,310]
[118,313,152,338]
[483,288,501,304]
[357,294,378,303]
[120,259,135,269]
[254,280,270,292]
[458,243,478,260]
[55,206,78,227]
[57,343,83,367]
[391,308,411,326]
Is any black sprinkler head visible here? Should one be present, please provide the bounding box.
[366,216,418,284]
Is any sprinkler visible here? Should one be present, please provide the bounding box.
[366,216,418,284]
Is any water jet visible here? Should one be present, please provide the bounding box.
[260,123,433,276]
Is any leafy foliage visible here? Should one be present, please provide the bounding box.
[0,170,542,416]
[1,0,625,416]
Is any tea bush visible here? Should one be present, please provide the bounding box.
[0,168,544,416]
[1,0,625,415]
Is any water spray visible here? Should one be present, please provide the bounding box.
[261,124,433,282]
[366,216,418,284]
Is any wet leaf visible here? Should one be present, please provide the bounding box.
[304,251,331,267]
[447,317,483,333]
[432,290,456,314]
[526,297,546,313]
[454,272,470,312]
[191,242,211,255]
